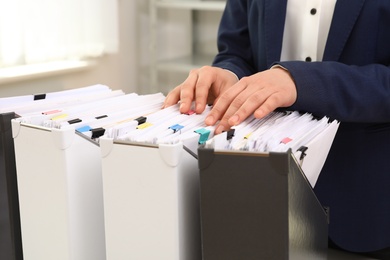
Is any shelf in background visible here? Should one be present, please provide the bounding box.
[156,0,226,11]
[156,54,216,73]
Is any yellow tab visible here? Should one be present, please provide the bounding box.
[137,122,153,129]
[51,114,68,120]
[244,133,252,139]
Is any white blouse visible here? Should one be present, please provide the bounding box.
[280,0,337,62]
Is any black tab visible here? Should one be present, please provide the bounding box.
[135,116,147,125]
[226,129,235,140]
[297,146,308,160]
[67,118,82,124]
[91,127,105,139]
[34,93,46,100]
[95,115,108,120]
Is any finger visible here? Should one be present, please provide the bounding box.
[253,93,281,119]
[163,86,181,108]
[194,66,215,114]
[205,80,246,126]
[178,70,199,113]
[214,84,266,134]
[214,117,232,134]
[226,87,272,125]
[215,77,262,126]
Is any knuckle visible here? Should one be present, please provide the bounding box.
[239,76,250,84]
[200,65,212,70]
[189,68,199,75]
[210,105,225,115]
[231,96,246,108]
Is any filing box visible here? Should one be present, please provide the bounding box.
[197,148,329,260]
[12,121,106,260]
[100,138,202,260]
[0,112,23,260]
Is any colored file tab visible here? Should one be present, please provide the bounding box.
[91,128,105,139]
[33,93,46,100]
[135,116,147,125]
[137,122,153,129]
[244,133,252,139]
[51,114,68,121]
[68,118,82,124]
[195,128,211,144]
[76,125,92,132]
[169,124,184,133]
[42,109,61,115]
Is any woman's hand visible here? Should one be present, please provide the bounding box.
[205,67,297,134]
[163,66,239,114]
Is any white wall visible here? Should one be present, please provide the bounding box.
[0,0,222,98]
[0,0,138,98]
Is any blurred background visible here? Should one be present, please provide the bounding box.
[0,0,225,98]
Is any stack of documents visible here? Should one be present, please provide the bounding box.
[204,111,339,187]
[0,84,124,115]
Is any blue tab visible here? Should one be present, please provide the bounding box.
[195,128,211,144]
[76,125,92,133]
[169,124,184,133]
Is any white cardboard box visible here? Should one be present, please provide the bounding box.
[12,121,106,260]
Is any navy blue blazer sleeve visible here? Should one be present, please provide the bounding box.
[212,0,256,78]
[213,0,390,123]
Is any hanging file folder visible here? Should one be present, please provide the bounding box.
[100,138,201,260]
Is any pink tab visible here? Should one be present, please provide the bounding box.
[281,137,292,144]
[42,109,61,115]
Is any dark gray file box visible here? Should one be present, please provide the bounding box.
[0,112,23,260]
[197,148,328,260]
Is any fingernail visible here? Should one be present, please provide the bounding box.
[229,114,240,125]
[254,109,264,118]
[205,115,214,125]
[216,125,225,134]
[195,103,201,112]
[180,102,185,111]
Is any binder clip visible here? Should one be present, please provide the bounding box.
[194,128,211,144]
[95,115,108,120]
[68,118,82,124]
[169,124,184,133]
[33,93,46,100]
[91,127,106,139]
[42,109,61,115]
[134,116,147,125]
[297,146,308,166]
[76,125,92,133]
[185,110,195,115]
[226,129,235,140]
